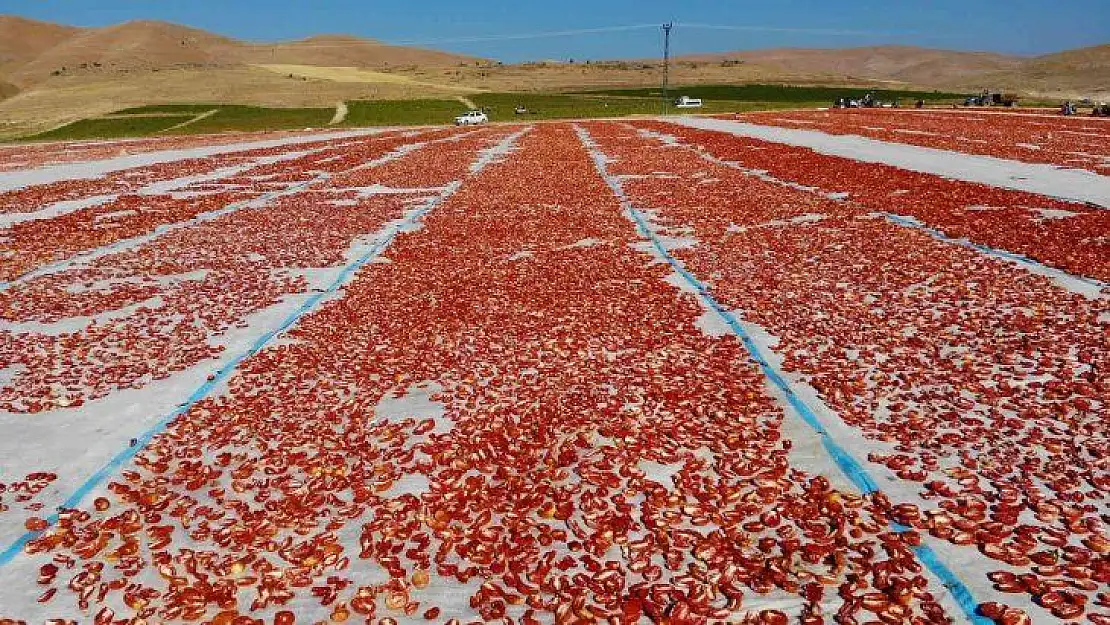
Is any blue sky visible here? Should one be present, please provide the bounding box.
[4,0,1107,60]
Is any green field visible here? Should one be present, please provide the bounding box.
[473,93,825,120]
[167,105,333,134]
[31,115,197,141]
[346,93,822,127]
[16,84,976,142]
[345,94,664,126]
[25,105,335,141]
[343,100,464,127]
[581,84,970,103]
[473,93,656,120]
[114,104,225,115]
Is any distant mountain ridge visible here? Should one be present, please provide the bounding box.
[0,15,482,88]
[3,15,1106,91]
[684,46,1021,82]
[0,15,80,69]
[681,44,1110,97]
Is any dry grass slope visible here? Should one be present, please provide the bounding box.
[680,44,1109,99]
[242,35,484,68]
[0,15,80,80]
[0,79,18,100]
[6,20,240,85]
[0,15,488,134]
[1013,44,1110,98]
[0,16,482,88]
[427,45,1106,102]
[254,64,482,92]
[684,46,1024,84]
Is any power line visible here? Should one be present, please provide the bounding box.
[391,21,912,47]
[681,22,901,38]
[244,20,912,52]
[392,24,661,46]
[661,23,673,116]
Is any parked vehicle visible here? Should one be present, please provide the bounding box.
[835,96,885,109]
[455,110,489,126]
[965,91,1020,107]
[674,96,703,109]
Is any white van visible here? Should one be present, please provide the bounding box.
[454,110,489,125]
[674,96,704,109]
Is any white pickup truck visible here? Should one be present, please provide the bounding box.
[454,110,489,125]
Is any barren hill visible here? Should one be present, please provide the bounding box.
[7,20,241,85]
[238,34,484,68]
[0,79,18,100]
[0,15,488,134]
[682,44,1109,98]
[0,17,482,87]
[1036,44,1110,68]
[0,15,79,76]
[1002,44,1110,97]
[689,46,1026,85]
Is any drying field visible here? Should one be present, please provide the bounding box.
[0,129,331,174]
[0,111,1106,625]
[731,109,1110,174]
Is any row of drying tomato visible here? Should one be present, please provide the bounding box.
[581,121,1107,624]
[0,129,327,175]
[736,109,1110,174]
[0,129,493,416]
[0,131,455,282]
[633,120,1109,283]
[1,191,256,282]
[0,134,375,217]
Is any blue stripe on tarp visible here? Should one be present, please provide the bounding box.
[881,213,1106,294]
[645,127,1105,298]
[0,126,528,567]
[0,202,429,568]
[625,206,991,624]
[573,119,990,623]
